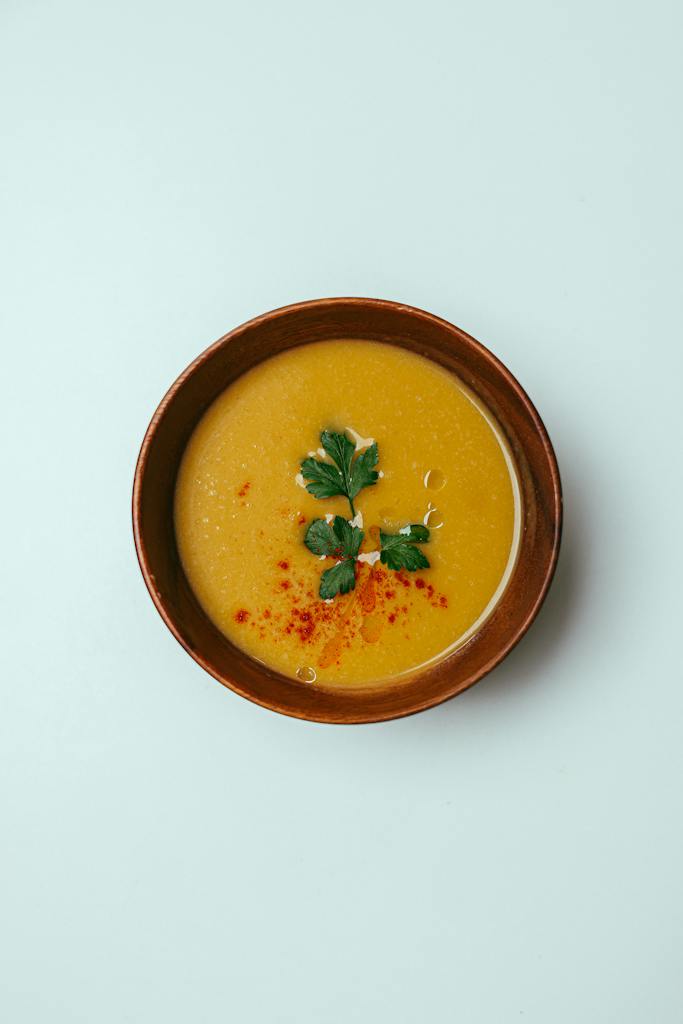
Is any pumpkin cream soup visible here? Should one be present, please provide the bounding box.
[174,340,521,688]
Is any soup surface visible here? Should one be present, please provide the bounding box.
[175,340,520,688]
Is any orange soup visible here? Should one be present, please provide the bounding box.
[174,340,520,687]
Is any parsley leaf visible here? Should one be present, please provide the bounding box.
[348,441,379,500]
[380,524,431,572]
[320,431,355,484]
[304,515,364,599]
[304,518,341,556]
[300,431,379,516]
[300,455,348,502]
[320,559,356,600]
[304,516,363,558]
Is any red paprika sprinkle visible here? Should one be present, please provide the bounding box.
[277,560,290,570]
[237,481,250,497]
[234,609,249,624]
[415,578,426,590]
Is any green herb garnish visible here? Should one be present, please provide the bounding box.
[300,431,378,517]
[380,524,431,571]
[300,431,433,600]
[304,515,364,599]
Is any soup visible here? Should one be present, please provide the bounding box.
[174,340,520,688]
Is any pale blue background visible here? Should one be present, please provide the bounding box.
[2,1,682,1021]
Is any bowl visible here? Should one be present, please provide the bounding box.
[133,298,562,723]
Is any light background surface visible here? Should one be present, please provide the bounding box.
[2,2,682,1021]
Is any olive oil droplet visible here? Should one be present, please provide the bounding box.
[296,665,317,683]
[424,469,446,491]
[425,507,445,529]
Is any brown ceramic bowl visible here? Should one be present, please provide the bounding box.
[133,298,561,724]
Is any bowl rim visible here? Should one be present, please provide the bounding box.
[133,296,563,723]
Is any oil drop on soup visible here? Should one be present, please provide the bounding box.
[174,340,520,688]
